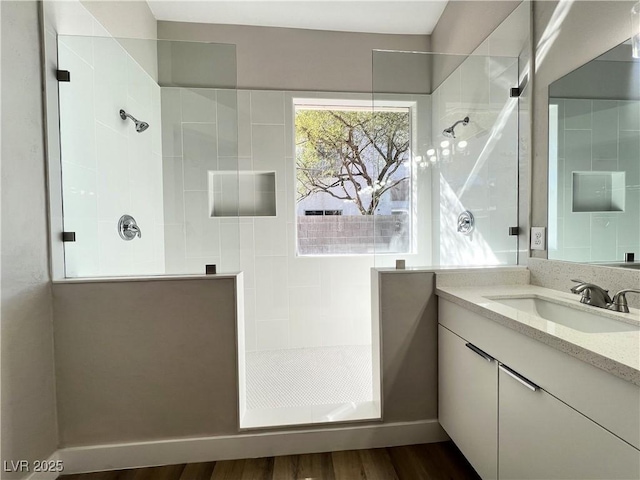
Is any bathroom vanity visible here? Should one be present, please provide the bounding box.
[437,284,640,480]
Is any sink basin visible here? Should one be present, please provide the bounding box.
[485,296,640,333]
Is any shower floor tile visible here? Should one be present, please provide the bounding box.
[245,345,373,409]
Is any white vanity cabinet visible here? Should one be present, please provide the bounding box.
[438,325,498,480]
[438,298,640,480]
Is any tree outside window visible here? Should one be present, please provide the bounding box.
[295,105,412,255]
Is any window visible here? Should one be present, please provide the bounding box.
[295,100,412,255]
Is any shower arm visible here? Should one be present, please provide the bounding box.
[120,110,136,122]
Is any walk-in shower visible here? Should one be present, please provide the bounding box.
[54,33,381,430]
[53,32,520,432]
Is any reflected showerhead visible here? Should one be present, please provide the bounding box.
[120,109,149,133]
[442,126,456,138]
[443,116,469,138]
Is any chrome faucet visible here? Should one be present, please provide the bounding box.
[607,289,640,313]
[570,279,612,309]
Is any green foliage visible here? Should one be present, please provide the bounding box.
[295,108,410,215]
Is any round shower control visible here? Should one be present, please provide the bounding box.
[118,215,142,241]
[457,210,475,235]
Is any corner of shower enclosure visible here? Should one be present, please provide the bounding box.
[45,30,242,278]
[371,48,521,269]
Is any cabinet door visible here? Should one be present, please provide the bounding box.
[499,366,640,480]
[439,325,498,480]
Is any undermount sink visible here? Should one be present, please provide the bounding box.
[485,296,640,333]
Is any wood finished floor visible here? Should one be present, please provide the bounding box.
[60,442,480,480]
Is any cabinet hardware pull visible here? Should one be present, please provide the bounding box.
[465,343,495,362]
[499,364,540,392]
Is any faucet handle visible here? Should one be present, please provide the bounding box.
[570,279,588,294]
[608,289,640,314]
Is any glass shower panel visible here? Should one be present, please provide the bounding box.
[57,35,239,277]
[372,50,520,268]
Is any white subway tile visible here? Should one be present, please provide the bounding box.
[184,191,221,258]
[181,88,216,123]
[254,256,289,320]
[160,88,183,157]
[61,161,97,220]
[58,43,96,170]
[251,91,285,125]
[183,122,218,191]
[256,320,289,351]
[96,124,129,222]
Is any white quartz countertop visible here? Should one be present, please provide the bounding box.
[436,284,640,386]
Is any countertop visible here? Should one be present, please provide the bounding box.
[436,284,640,386]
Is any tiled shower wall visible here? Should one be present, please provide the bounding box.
[161,89,432,350]
[431,53,519,266]
[160,88,240,274]
[548,98,640,263]
[58,36,164,277]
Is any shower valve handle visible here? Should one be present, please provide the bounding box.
[127,223,141,238]
[118,215,142,240]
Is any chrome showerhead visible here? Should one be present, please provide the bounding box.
[119,109,149,133]
[442,126,456,138]
[443,116,469,138]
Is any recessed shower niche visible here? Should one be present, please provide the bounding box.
[209,171,277,217]
[572,171,625,213]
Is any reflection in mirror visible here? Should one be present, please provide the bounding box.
[548,40,640,268]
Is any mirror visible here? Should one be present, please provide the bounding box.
[548,40,640,269]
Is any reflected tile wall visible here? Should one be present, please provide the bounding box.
[549,98,640,263]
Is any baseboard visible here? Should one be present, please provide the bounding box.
[58,419,448,475]
[22,452,61,480]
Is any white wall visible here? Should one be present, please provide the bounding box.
[58,35,164,277]
[549,98,640,263]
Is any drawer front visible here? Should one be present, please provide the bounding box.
[439,298,640,450]
[500,366,640,479]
